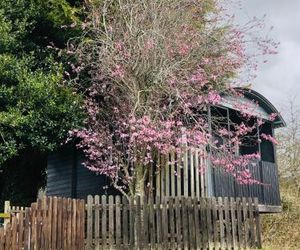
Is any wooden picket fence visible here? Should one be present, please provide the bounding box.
[0,197,85,250]
[86,195,262,250]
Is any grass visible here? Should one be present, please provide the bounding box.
[260,182,300,250]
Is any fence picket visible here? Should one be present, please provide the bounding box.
[218,197,225,249]
[224,197,232,249]
[254,198,262,249]
[87,195,93,249]
[143,196,149,249]
[211,198,219,250]
[175,197,182,249]
[1,195,261,250]
[236,197,243,249]
[122,196,128,248]
[242,197,250,249]
[101,195,107,248]
[248,197,256,248]
[148,197,155,249]
[1,196,85,250]
[230,197,238,250]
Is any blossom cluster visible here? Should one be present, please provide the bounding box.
[69,0,279,195]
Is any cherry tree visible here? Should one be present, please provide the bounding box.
[70,0,278,198]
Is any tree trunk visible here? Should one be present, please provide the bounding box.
[134,164,145,197]
[133,164,148,246]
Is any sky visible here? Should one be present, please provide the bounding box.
[235,0,300,116]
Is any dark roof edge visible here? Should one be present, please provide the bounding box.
[234,87,286,128]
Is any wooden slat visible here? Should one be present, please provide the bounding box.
[200,198,207,249]
[108,196,114,248]
[169,197,176,249]
[156,155,161,197]
[156,196,162,245]
[242,197,250,249]
[143,196,149,249]
[170,152,176,197]
[175,197,182,249]
[193,198,200,250]
[165,156,170,197]
[187,197,195,249]
[94,195,100,250]
[101,195,107,248]
[206,198,213,250]
[218,197,225,249]
[161,156,166,197]
[87,195,93,249]
[248,197,256,248]
[182,198,188,250]
[122,196,128,248]
[149,197,155,249]
[200,154,206,197]
[71,199,77,250]
[236,197,243,250]
[115,196,121,248]
[224,197,232,249]
[129,197,135,249]
[254,198,262,249]
[195,149,200,198]
[176,155,182,196]
[162,197,169,249]
[230,197,238,250]
[183,150,188,197]
[211,197,219,250]
[66,198,73,249]
[190,150,195,198]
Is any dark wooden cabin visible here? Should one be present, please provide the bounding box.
[46,88,285,213]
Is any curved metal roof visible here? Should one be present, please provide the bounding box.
[221,87,286,129]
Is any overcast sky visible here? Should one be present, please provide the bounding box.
[235,0,300,116]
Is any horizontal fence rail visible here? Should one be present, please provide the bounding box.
[86,195,262,250]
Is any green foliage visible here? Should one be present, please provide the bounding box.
[0,0,85,166]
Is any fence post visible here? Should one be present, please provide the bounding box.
[4,200,10,229]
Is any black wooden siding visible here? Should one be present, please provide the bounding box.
[46,147,73,198]
[212,161,281,206]
[46,147,118,199]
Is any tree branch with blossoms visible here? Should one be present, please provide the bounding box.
[69,0,279,198]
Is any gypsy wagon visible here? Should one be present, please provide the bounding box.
[46,88,285,213]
